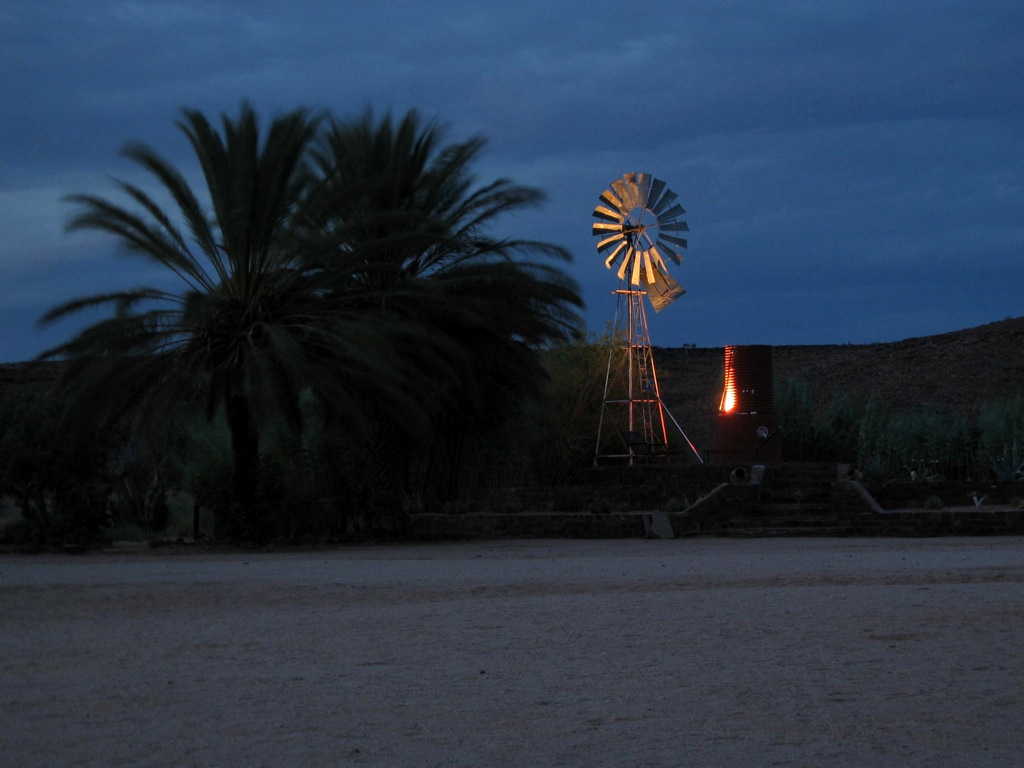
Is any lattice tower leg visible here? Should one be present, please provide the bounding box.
[594,289,671,465]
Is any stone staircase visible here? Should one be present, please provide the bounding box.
[720,463,849,537]
[446,462,881,538]
[471,463,736,516]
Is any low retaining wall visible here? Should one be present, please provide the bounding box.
[412,467,1024,540]
[409,506,1024,540]
[409,512,653,540]
[850,508,1024,536]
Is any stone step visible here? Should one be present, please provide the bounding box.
[723,526,849,538]
[761,490,833,504]
[727,515,842,529]
[764,475,835,483]
[745,503,835,516]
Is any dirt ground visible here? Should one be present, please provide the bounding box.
[1,537,1022,767]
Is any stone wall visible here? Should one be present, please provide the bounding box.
[847,508,1024,537]
[409,506,1024,540]
[410,463,1024,540]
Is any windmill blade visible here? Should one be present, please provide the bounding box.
[630,250,642,285]
[660,202,686,220]
[593,205,625,223]
[659,232,689,248]
[648,246,669,272]
[611,178,637,210]
[603,240,628,269]
[657,244,684,265]
[599,189,627,213]
[659,233,692,253]
[642,264,685,313]
[592,221,623,236]
[634,173,652,208]
[596,233,625,253]
[646,177,667,212]
[623,172,644,209]
[659,220,689,233]
[652,188,677,215]
[642,250,656,284]
[616,249,633,281]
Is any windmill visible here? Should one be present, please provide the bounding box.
[592,172,701,465]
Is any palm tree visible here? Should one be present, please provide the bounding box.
[40,103,417,537]
[308,109,584,505]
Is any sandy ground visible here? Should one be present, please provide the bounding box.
[1,537,1022,768]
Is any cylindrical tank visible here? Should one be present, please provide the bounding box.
[714,345,781,463]
[720,344,774,414]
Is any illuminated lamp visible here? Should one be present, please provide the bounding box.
[713,345,781,463]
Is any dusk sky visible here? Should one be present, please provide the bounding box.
[2,1,1022,362]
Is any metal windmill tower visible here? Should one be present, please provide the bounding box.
[591,172,700,465]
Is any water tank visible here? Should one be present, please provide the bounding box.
[714,345,781,463]
[719,344,774,414]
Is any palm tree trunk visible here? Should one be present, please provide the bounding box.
[226,392,260,537]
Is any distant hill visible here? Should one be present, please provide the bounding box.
[5,318,1024,456]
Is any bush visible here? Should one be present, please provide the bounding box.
[989,441,1024,482]
[978,396,1024,456]
[1,518,33,545]
[0,391,115,546]
[779,377,992,480]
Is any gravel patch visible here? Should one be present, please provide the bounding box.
[2,537,1022,767]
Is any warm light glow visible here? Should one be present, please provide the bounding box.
[720,348,737,412]
[718,344,775,418]
[721,381,737,413]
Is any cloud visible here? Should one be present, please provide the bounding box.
[0,0,1021,361]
